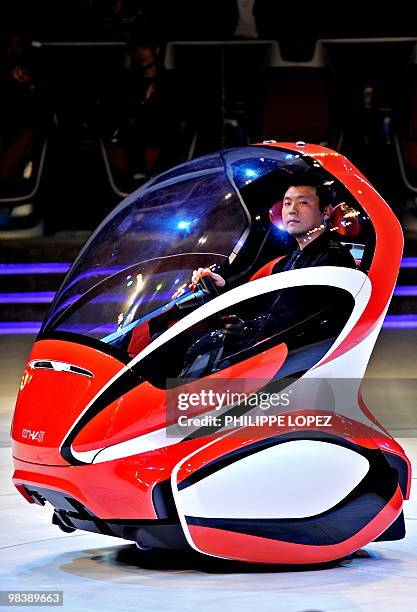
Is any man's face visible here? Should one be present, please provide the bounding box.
[134,45,158,69]
[282,185,328,237]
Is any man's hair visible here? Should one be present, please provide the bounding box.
[286,178,337,211]
[315,183,337,211]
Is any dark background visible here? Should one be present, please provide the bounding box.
[0,0,416,254]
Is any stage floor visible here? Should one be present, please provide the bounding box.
[1,332,416,612]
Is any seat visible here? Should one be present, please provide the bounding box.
[250,42,342,149]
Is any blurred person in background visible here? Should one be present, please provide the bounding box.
[0,31,48,195]
[92,0,152,41]
[97,35,182,188]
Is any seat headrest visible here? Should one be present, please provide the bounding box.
[329,203,362,237]
[269,200,283,227]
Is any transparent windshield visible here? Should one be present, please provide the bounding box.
[42,152,248,342]
[41,146,375,359]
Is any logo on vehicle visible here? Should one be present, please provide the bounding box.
[20,370,30,391]
[22,429,45,443]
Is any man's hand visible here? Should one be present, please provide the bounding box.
[189,268,226,292]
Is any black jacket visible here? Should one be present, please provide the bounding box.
[237,230,357,344]
[272,230,357,273]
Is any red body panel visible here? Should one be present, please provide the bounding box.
[72,342,288,453]
[12,340,124,465]
[174,414,404,486]
[188,486,403,564]
[12,438,206,519]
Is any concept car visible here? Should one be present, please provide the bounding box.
[11,142,411,565]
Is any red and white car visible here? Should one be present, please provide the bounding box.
[11,142,411,565]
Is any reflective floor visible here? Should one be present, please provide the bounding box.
[1,332,417,612]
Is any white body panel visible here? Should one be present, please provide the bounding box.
[176,440,370,519]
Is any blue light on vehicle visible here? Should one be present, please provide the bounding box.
[244,168,258,178]
[177,220,192,231]
[271,223,285,235]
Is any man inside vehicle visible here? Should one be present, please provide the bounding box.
[188,181,357,337]
[128,179,358,379]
